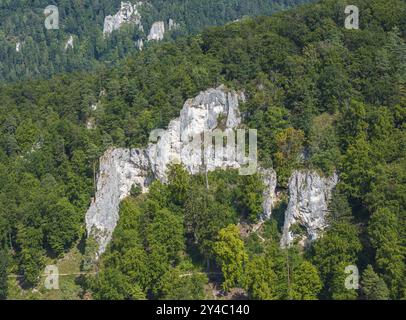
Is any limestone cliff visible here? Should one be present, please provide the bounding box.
[280,170,338,247]
[85,149,150,256]
[86,87,334,257]
[86,86,247,255]
[261,168,277,220]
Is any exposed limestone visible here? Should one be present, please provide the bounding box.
[147,21,165,41]
[168,18,179,31]
[280,170,338,248]
[86,86,245,255]
[103,2,143,36]
[147,86,243,182]
[64,35,74,50]
[85,148,150,256]
[260,168,277,220]
[136,38,144,50]
[16,42,21,52]
[86,87,335,257]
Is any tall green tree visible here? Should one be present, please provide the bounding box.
[0,250,8,300]
[213,225,247,291]
[361,265,390,300]
[290,261,322,300]
[368,208,405,298]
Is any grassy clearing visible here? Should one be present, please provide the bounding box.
[8,244,84,300]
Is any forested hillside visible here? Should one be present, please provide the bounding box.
[0,0,310,82]
[0,0,405,300]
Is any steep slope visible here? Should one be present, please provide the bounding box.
[0,0,404,299]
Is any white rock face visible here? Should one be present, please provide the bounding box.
[147,21,165,41]
[168,18,179,31]
[136,38,144,50]
[86,86,246,255]
[103,2,143,36]
[64,35,74,50]
[147,86,243,182]
[280,170,338,248]
[86,148,150,256]
[261,168,277,220]
[16,42,21,52]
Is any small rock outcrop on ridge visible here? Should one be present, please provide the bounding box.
[280,170,338,248]
[136,38,144,50]
[103,1,143,36]
[168,18,180,31]
[147,21,165,41]
[64,35,74,50]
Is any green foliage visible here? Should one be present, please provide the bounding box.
[213,225,248,291]
[0,0,405,300]
[327,189,353,224]
[361,265,390,300]
[0,0,311,82]
[310,222,362,299]
[159,265,208,300]
[244,244,287,300]
[329,261,359,300]
[0,250,8,299]
[244,244,322,300]
[368,208,405,297]
[45,198,81,256]
[235,173,265,222]
[274,127,305,186]
[290,261,322,300]
[146,208,185,265]
[81,236,98,272]
[130,183,142,197]
[339,134,374,200]
[184,171,239,260]
[308,113,341,175]
[17,226,44,286]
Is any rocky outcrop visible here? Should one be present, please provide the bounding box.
[280,171,338,248]
[147,86,243,182]
[136,38,144,50]
[16,42,21,52]
[103,2,143,36]
[86,86,246,255]
[261,168,277,220]
[64,35,74,50]
[168,19,179,31]
[147,21,165,41]
[86,87,336,256]
[85,149,150,256]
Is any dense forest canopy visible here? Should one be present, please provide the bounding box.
[0,0,311,82]
[0,0,405,300]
